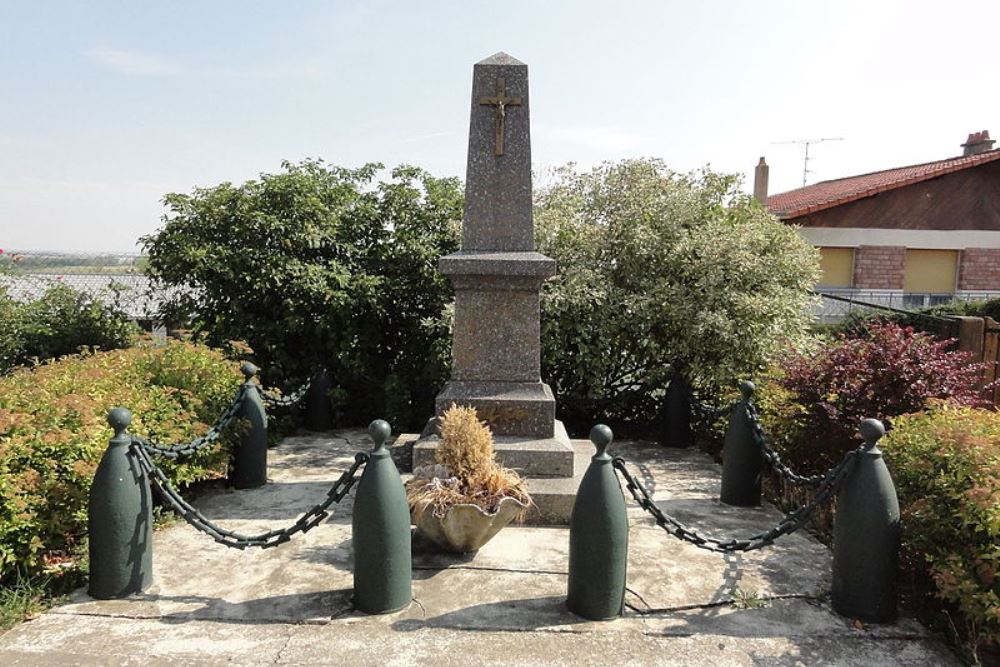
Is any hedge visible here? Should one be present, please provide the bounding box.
[882,403,1000,657]
[0,284,138,375]
[0,340,242,581]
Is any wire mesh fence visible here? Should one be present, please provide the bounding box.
[0,249,167,323]
[814,288,1000,323]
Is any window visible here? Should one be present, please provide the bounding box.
[817,247,854,288]
[903,249,958,294]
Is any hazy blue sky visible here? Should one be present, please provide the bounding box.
[2,1,998,252]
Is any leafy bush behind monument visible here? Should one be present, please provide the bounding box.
[535,159,820,432]
[143,161,463,431]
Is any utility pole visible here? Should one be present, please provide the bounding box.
[772,137,844,186]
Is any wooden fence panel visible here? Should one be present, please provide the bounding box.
[984,317,1000,406]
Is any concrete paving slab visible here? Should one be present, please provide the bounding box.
[0,429,962,666]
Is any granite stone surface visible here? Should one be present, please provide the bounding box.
[435,381,555,438]
[431,52,558,439]
[439,251,556,278]
[462,53,533,252]
[450,289,543,384]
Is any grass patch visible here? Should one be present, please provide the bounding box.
[731,587,769,610]
[0,568,84,632]
[0,578,49,630]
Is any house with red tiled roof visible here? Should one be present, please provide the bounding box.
[760,131,1000,313]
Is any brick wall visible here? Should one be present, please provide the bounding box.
[958,248,1000,290]
[853,245,905,289]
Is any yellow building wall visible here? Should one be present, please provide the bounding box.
[817,247,854,287]
[903,249,958,293]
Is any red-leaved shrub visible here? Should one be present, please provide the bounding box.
[776,320,988,469]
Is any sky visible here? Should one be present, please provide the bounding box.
[2,1,999,253]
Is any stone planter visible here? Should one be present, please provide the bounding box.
[412,496,527,553]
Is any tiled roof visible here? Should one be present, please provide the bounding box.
[766,148,1000,219]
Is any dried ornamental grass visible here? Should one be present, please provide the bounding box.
[406,404,531,518]
[435,404,494,479]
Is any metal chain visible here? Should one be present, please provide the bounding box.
[132,440,367,549]
[744,403,827,487]
[612,444,863,553]
[134,386,248,460]
[259,377,312,408]
[692,399,730,422]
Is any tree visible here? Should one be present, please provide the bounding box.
[534,159,820,431]
[142,160,462,429]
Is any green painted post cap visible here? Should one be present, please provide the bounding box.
[368,419,391,450]
[107,407,132,435]
[859,419,886,449]
[590,424,613,459]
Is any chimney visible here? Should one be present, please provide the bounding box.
[753,157,769,202]
[961,130,996,156]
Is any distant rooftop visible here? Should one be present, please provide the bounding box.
[768,139,1000,219]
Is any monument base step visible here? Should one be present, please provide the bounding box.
[403,422,588,525]
[518,439,590,525]
[435,381,556,438]
[412,420,574,477]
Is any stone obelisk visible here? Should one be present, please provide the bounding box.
[413,52,578,523]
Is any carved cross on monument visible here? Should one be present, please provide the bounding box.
[478,76,522,156]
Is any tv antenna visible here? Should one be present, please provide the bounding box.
[772,137,844,186]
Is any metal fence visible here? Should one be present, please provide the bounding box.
[0,250,166,323]
[814,289,1000,323]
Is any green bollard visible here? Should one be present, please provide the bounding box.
[352,419,412,614]
[88,408,153,599]
[231,362,268,489]
[832,419,900,623]
[305,367,335,431]
[567,424,629,620]
[662,371,692,448]
[720,380,763,507]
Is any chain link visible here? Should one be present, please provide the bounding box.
[612,443,863,552]
[134,386,247,460]
[259,377,312,408]
[132,440,367,549]
[744,403,829,487]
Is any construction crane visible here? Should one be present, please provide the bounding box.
[772,137,844,186]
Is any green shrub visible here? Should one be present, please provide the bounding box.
[142,160,462,431]
[882,403,1000,659]
[534,159,820,433]
[0,340,242,581]
[0,285,138,374]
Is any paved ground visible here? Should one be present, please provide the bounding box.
[0,430,961,666]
